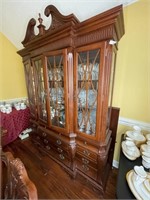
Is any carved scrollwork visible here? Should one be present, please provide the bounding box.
[44,5,79,31]
[1,151,38,200]
[22,18,36,46]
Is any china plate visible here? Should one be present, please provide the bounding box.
[126,170,143,200]
[142,151,150,157]
[122,149,137,160]
[126,170,150,200]
[145,133,150,141]
[144,179,150,193]
[140,144,150,153]
[126,131,146,141]
[122,141,140,159]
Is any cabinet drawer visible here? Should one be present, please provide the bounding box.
[77,145,97,161]
[76,153,97,169]
[33,135,71,167]
[37,129,69,151]
[76,157,97,180]
[44,145,71,167]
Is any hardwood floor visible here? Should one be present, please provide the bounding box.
[3,138,118,199]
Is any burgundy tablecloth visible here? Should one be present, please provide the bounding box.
[0,107,30,146]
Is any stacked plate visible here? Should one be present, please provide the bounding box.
[122,140,140,160]
[141,143,150,169]
[125,126,146,147]
[145,133,150,142]
[126,166,150,200]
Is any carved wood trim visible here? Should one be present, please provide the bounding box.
[74,26,116,47]
[44,5,80,31]
[1,151,38,200]
[22,18,36,46]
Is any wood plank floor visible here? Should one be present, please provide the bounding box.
[3,138,118,199]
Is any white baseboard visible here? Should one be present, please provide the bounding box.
[0,97,27,104]
[112,160,119,168]
[119,117,150,132]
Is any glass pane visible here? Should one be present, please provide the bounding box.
[77,49,100,136]
[47,54,65,128]
[24,62,36,115]
[34,59,47,121]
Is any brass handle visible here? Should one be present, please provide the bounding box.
[82,165,89,171]
[82,158,89,164]
[44,139,48,144]
[59,154,65,160]
[42,132,47,137]
[57,147,63,153]
[83,150,90,156]
[45,145,51,150]
[56,139,62,145]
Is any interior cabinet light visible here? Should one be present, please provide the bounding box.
[109,40,117,45]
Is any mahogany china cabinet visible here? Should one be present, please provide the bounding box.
[18,5,125,193]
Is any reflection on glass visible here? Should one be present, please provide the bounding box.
[77,49,100,136]
[34,59,47,121]
[47,54,65,128]
[24,62,36,115]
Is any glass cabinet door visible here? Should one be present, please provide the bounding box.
[74,47,101,137]
[45,49,68,131]
[32,57,48,124]
[24,60,37,118]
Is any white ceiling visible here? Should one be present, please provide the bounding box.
[0,0,138,50]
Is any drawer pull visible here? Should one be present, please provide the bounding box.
[82,165,89,171]
[43,139,48,144]
[59,154,65,160]
[56,139,62,145]
[57,147,63,153]
[82,158,89,164]
[36,136,40,140]
[42,132,47,137]
[83,150,90,156]
[45,145,51,150]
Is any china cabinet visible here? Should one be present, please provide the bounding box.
[18,4,124,193]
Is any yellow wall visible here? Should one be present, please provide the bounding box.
[113,0,150,161]
[0,32,27,100]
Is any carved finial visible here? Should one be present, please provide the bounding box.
[37,13,45,36]
[38,13,43,25]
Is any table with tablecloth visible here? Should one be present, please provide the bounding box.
[0,107,30,146]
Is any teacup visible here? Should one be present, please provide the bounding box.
[132,166,147,184]
[133,125,142,134]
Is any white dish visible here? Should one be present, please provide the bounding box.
[142,155,150,163]
[133,178,149,200]
[122,149,137,160]
[145,133,150,141]
[144,179,150,193]
[140,182,150,199]
[134,166,147,179]
[141,144,150,153]
[147,141,150,145]
[126,170,143,200]
[142,151,150,158]
[142,159,150,169]
[126,131,146,147]
[122,141,140,160]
